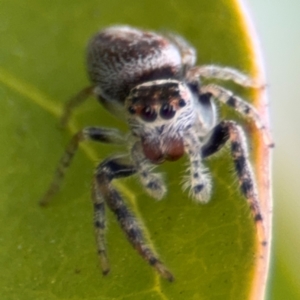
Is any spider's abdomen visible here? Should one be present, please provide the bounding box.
[87,26,183,103]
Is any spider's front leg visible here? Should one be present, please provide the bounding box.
[201,120,267,247]
[94,156,174,281]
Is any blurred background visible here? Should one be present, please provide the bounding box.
[249,0,300,298]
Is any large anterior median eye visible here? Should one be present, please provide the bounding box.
[140,106,157,122]
[160,103,176,120]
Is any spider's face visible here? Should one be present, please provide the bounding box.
[125,79,196,163]
[125,79,194,129]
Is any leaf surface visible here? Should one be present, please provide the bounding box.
[0,0,271,299]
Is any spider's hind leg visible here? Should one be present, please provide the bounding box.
[163,31,196,72]
[40,126,125,206]
[60,86,95,127]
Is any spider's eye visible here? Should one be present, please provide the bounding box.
[160,103,176,120]
[178,99,186,107]
[128,106,136,114]
[141,106,157,122]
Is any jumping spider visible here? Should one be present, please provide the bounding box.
[40,25,273,281]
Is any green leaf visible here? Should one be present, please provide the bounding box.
[0,0,271,299]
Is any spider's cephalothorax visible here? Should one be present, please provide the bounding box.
[125,79,197,164]
[41,25,273,281]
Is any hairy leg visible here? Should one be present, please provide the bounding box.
[94,157,174,281]
[182,130,212,203]
[131,142,167,200]
[40,127,125,205]
[187,65,262,87]
[163,31,196,71]
[60,86,95,127]
[200,84,274,147]
[202,120,267,246]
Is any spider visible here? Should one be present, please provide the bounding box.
[40,25,273,281]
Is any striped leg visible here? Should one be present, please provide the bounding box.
[40,127,125,206]
[94,157,174,281]
[92,180,109,274]
[187,65,262,87]
[202,121,267,246]
[60,86,94,127]
[200,84,274,147]
[182,131,212,203]
[163,32,196,70]
[131,142,167,200]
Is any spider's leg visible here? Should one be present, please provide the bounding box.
[200,84,274,147]
[202,120,267,246]
[187,65,262,88]
[131,142,167,200]
[40,127,125,206]
[94,157,174,281]
[92,179,109,274]
[182,131,212,203]
[60,86,95,127]
[163,31,196,71]
[201,121,230,159]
